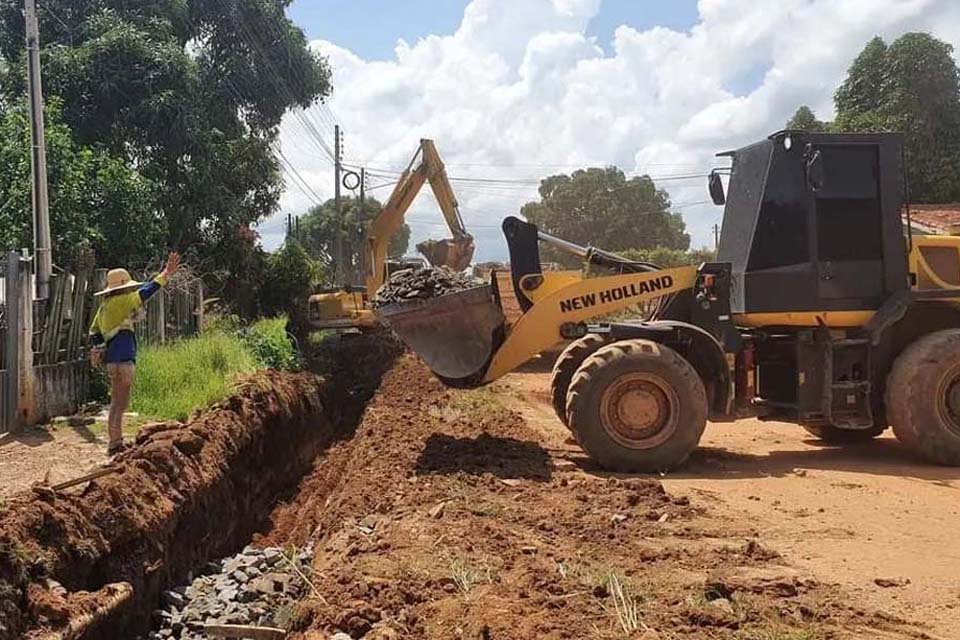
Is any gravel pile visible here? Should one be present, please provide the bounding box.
[146,545,312,639]
[372,266,484,309]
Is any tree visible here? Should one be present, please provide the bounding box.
[260,239,318,325]
[618,246,716,267]
[0,97,158,270]
[299,196,410,285]
[834,33,960,202]
[835,36,890,116]
[521,167,689,266]
[0,0,331,269]
[786,105,828,132]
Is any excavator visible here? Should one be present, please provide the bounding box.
[307,139,475,330]
[378,130,960,473]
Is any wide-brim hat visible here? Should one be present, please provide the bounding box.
[95,268,142,297]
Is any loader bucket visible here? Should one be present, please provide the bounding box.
[416,236,476,272]
[375,285,504,386]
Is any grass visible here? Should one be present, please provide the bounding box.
[130,330,258,421]
[429,387,508,424]
[607,572,643,634]
[448,554,494,596]
[243,316,300,371]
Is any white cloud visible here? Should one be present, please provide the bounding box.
[267,0,960,261]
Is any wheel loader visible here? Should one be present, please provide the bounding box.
[307,139,475,330]
[377,130,960,472]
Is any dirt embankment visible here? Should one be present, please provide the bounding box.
[263,356,922,640]
[0,335,401,640]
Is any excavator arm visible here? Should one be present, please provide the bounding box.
[363,139,475,295]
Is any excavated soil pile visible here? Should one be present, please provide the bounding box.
[0,335,402,640]
[372,266,483,308]
[258,356,919,640]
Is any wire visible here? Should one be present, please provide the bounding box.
[215,0,337,164]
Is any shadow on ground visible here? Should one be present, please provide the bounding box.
[0,428,53,449]
[415,433,553,480]
[558,438,960,485]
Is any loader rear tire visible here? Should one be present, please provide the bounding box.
[886,330,960,466]
[550,334,608,428]
[566,339,707,473]
[801,423,886,444]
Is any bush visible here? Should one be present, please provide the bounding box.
[130,331,258,421]
[260,241,318,325]
[243,316,299,371]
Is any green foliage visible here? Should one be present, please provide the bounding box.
[786,106,829,132]
[0,0,331,273]
[242,316,299,371]
[834,33,960,203]
[618,246,716,268]
[261,241,319,323]
[835,37,890,116]
[299,196,410,285]
[521,167,689,266]
[0,98,159,269]
[213,225,270,319]
[131,330,258,421]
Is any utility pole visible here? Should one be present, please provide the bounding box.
[25,0,52,300]
[359,167,366,208]
[334,124,343,283]
[713,223,720,251]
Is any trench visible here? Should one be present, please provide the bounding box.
[0,334,402,640]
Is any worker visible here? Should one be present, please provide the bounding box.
[89,252,180,455]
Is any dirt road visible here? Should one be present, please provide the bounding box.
[0,425,106,497]
[501,366,960,639]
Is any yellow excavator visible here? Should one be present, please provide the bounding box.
[380,131,960,473]
[307,139,475,330]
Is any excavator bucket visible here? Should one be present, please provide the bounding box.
[416,236,476,272]
[375,285,504,386]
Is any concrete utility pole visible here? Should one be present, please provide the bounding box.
[334,125,343,283]
[25,0,52,300]
[713,223,720,251]
[359,167,366,207]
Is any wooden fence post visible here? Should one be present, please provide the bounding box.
[5,252,20,432]
[196,281,204,334]
[16,252,36,426]
[156,290,166,343]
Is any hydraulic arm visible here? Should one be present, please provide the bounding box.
[364,139,475,295]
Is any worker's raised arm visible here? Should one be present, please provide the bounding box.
[138,252,180,302]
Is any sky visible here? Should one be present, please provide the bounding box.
[264,0,960,262]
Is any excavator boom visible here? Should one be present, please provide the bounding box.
[310,139,474,331]
[364,139,475,295]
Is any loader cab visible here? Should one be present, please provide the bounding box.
[715,131,907,318]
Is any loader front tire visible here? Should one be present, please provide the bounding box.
[550,334,608,428]
[566,339,707,473]
[886,330,960,465]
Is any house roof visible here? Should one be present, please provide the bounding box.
[903,204,960,235]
